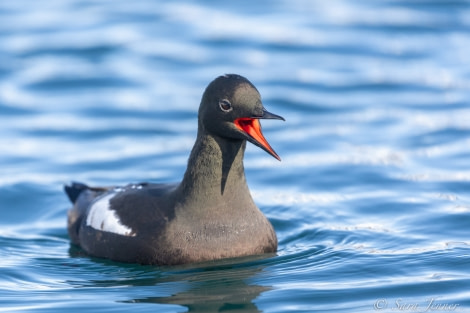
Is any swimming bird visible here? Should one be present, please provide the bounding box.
[65,74,284,265]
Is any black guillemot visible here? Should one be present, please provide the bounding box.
[65,74,284,265]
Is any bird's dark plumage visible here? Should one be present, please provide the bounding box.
[65,74,284,265]
[64,182,88,203]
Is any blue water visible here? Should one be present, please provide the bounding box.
[1,0,470,312]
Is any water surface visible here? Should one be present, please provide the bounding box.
[1,0,470,312]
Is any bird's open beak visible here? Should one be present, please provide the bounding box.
[234,109,285,161]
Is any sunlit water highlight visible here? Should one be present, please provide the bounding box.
[1,0,469,312]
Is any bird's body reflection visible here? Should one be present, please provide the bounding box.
[126,256,273,312]
[68,251,275,313]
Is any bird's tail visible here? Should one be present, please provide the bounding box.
[64,181,90,204]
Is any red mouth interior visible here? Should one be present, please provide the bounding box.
[234,118,280,160]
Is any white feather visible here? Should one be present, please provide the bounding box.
[86,193,135,236]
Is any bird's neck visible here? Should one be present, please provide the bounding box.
[176,129,254,211]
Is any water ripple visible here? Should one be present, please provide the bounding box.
[1,0,470,312]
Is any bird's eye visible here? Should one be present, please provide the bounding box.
[219,99,232,112]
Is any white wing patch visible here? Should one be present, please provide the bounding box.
[86,193,135,237]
